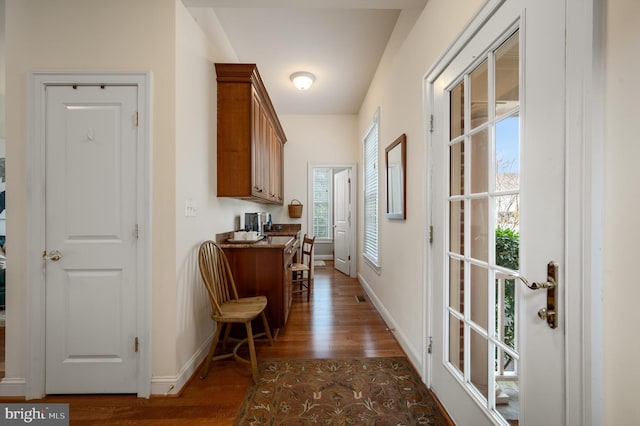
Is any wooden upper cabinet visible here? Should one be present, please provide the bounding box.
[215,63,286,204]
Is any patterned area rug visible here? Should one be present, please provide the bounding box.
[234,357,449,425]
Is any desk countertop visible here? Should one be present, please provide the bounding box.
[218,235,295,249]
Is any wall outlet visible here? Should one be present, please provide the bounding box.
[184,198,197,217]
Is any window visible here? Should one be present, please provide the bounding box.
[312,168,332,239]
[363,110,380,270]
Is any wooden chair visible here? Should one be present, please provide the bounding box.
[289,234,316,301]
[197,240,273,381]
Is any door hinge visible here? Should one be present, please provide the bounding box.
[348,255,351,261]
[134,337,139,353]
[429,114,434,133]
[134,224,139,240]
[135,111,139,127]
[427,336,433,354]
[428,225,433,244]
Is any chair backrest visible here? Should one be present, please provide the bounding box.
[198,240,239,317]
[300,234,316,267]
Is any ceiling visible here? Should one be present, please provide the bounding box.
[183,0,428,115]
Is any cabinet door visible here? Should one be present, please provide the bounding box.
[275,138,283,203]
[269,125,280,202]
[251,90,263,197]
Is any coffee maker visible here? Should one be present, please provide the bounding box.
[244,212,271,235]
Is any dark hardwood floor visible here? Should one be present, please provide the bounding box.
[0,262,414,425]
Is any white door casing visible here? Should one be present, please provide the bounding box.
[426,0,572,424]
[333,168,351,276]
[307,163,357,278]
[27,72,152,399]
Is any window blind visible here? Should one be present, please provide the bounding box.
[312,168,331,238]
[363,114,379,266]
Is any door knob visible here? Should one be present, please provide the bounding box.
[42,250,62,262]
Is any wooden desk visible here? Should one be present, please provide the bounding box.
[218,236,298,334]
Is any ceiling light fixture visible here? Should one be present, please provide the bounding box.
[290,71,315,91]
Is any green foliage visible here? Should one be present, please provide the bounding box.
[496,227,519,270]
[495,227,519,368]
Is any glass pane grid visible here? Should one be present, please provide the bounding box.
[446,30,521,421]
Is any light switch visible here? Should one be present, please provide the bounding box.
[185,198,197,217]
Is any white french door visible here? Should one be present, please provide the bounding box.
[428,0,566,424]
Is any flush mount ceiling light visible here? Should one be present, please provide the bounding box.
[290,71,315,91]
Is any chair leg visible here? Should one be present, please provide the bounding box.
[200,322,224,379]
[221,321,232,352]
[307,276,313,302]
[245,321,258,382]
[260,311,274,346]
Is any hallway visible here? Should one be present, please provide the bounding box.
[0,261,412,425]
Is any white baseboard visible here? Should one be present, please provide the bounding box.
[0,338,212,398]
[315,255,333,260]
[150,334,211,396]
[357,273,423,372]
[0,377,26,397]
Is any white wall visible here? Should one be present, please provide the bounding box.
[603,0,640,422]
[278,114,359,238]
[357,0,483,368]
[3,0,277,390]
[174,3,273,382]
[5,0,179,380]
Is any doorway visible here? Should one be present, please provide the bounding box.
[27,72,152,398]
[308,163,357,277]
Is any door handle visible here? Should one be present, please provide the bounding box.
[42,250,63,262]
[509,261,559,329]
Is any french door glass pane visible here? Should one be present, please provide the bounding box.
[450,141,464,196]
[470,264,489,330]
[450,82,465,139]
[470,198,489,262]
[449,313,464,374]
[495,33,520,117]
[496,194,520,237]
[471,129,489,194]
[496,276,517,350]
[470,60,488,128]
[496,114,520,191]
[470,329,489,399]
[449,258,465,313]
[449,200,464,256]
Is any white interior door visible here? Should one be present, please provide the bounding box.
[428,0,565,424]
[333,168,351,275]
[44,84,139,394]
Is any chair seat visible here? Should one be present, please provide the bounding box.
[215,297,268,322]
[289,263,309,272]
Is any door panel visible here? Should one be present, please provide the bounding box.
[45,85,138,394]
[428,0,565,424]
[333,169,350,275]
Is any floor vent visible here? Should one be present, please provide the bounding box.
[355,295,366,303]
